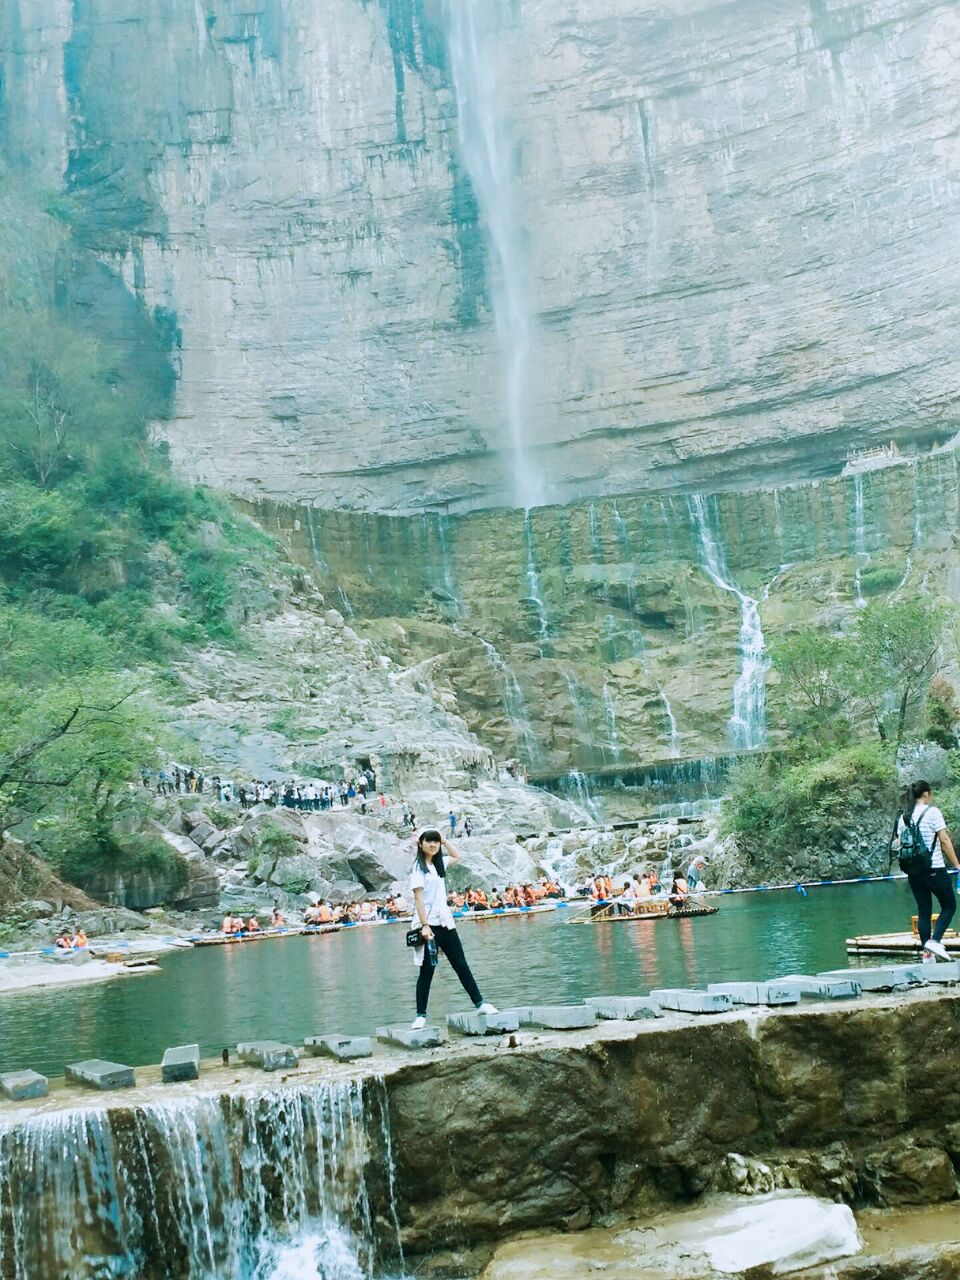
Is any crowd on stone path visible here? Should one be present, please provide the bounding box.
[141,763,479,835]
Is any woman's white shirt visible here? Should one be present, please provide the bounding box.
[410,861,456,928]
[896,803,947,869]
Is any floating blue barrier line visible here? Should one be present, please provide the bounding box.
[703,867,960,898]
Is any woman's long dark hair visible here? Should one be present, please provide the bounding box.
[902,779,931,825]
[415,830,445,878]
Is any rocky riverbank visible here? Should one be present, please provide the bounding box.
[2,986,958,1277]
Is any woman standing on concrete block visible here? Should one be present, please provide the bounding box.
[409,828,499,1030]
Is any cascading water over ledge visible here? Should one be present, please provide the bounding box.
[0,1081,403,1280]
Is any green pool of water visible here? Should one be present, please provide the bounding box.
[0,881,917,1078]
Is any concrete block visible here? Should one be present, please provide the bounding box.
[0,1070,48,1101]
[708,982,801,1007]
[161,1044,200,1083]
[65,1059,135,1090]
[236,1040,299,1071]
[920,960,960,983]
[514,1005,598,1030]
[304,1035,373,1061]
[650,989,733,1014]
[585,996,663,1020]
[376,1025,445,1049]
[447,1010,521,1036]
[778,975,861,1000]
[818,965,924,992]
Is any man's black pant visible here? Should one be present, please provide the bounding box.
[908,868,956,944]
[415,925,483,1016]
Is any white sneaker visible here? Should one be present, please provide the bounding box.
[476,1002,499,1016]
[924,939,951,962]
[411,1016,427,1031]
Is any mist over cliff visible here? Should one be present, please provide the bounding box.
[3,0,959,513]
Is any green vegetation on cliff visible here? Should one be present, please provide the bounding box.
[0,191,288,887]
[723,597,960,881]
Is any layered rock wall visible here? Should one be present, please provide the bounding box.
[2,0,960,511]
[254,451,960,771]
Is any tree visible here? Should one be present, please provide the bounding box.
[769,629,855,745]
[855,599,947,745]
[926,675,959,749]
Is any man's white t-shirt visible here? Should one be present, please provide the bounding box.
[896,803,946,869]
[410,861,455,928]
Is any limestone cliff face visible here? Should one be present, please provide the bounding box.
[3,0,960,512]
[253,452,960,774]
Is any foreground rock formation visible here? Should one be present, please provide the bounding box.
[2,988,958,1277]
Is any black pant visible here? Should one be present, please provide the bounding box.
[908,868,956,944]
[415,925,483,1017]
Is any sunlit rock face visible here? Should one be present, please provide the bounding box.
[3,0,960,512]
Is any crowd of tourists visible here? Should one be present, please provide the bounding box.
[140,762,436,828]
[578,857,707,911]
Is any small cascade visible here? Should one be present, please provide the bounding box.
[538,835,577,889]
[0,1082,403,1280]
[563,669,593,747]
[658,687,681,758]
[913,463,924,548]
[559,770,604,824]
[305,508,330,574]
[588,504,608,599]
[771,489,787,563]
[688,495,768,752]
[522,512,550,655]
[602,680,622,762]
[609,501,646,659]
[852,473,868,605]
[429,513,463,618]
[477,636,541,764]
[337,586,356,621]
[444,0,542,509]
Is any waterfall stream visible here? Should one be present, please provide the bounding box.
[688,494,768,751]
[852,473,868,606]
[444,0,542,509]
[522,512,550,654]
[477,636,541,763]
[658,688,682,758]
[0,1082,403,1280]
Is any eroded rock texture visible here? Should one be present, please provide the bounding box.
[3,0,959,511]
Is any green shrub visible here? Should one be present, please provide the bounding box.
[721,741,898,865]
[256,822,299,859]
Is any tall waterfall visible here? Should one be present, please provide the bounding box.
[444,0,543,509]
[0,1082,403,1280]
[688,494,768,751]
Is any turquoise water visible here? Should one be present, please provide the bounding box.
[0,881,917,1078]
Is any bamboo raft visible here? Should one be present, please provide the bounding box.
[188,903,560,947]
[847,917,960,957]
[570,901,719,925]
[189,924,343,946]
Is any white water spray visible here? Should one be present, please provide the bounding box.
[444,0,542,509]
[688,494,768,751]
